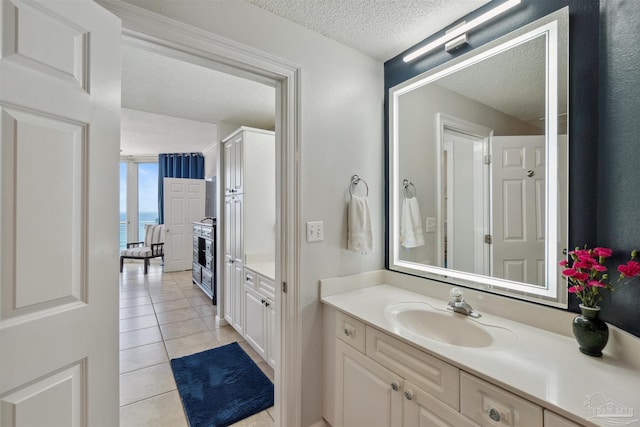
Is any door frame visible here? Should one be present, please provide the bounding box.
[436,113,492,275]
[97,1,302,424]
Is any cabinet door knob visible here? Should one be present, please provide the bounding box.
[488,408,501,422]
[404,390,413,401]
[390,382,399,392]
[343,328,350,337]
[265,302,270,307]
[261,299,266,304]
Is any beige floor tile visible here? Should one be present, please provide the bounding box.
[201,315,216,330]
[120,296,152,308]
[187,293,212,307]
[229,410,274,427]
[120,314,158,333]
[120,289,150,300]
[159,317,209,340]
[180,288,206,298]
[164,331,220,359]
[120,304,155,320]
[211,325,245,345]
[120,342,168,374]
[156,307,201,325]
[120,326,163,350]
[192,303,217,318]
[119,362,176,406]
[177,281,198,290]
[150,291,185,303]
[120,391,188,427]
[153,298,191,313]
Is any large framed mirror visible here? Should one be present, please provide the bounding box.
[388,8,568,307]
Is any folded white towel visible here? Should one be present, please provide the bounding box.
[348,195,373,254]
[400,197,425,248]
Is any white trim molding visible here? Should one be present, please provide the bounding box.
[96,1,302,424]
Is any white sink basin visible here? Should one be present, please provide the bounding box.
[385,302,516,349]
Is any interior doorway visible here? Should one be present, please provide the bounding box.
[105,3,302,424]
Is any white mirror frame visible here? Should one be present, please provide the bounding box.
[389,8,568,307]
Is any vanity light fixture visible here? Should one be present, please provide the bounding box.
[402,0,521,62]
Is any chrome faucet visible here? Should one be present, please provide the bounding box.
[447,288,480,318]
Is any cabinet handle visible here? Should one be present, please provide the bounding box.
[343,328,351,337]
[261,299,266,304]
[265,302,270,307]
[404,390,413,401]
[390,382,399,392]
[246,276,251,281]
[488,408,501,422]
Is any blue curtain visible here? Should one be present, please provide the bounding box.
[158,153,205,224]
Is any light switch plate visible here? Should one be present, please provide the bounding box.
[426,217,436,233]
[306,221,324,242]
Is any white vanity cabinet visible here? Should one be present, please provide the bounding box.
[323,306,569,427]
[243,266,276,368]
[544,411,584,427]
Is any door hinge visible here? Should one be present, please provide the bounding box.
[484,155,492,165]
[484,234,493,244]
[282,281,288,293]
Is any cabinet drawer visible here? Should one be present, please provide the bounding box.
[205,239,213,255]
[202,226,213,239]
[244,268,256,288]
[192,262,202,282]
[366,326,460,410]
[193,248,199,262]
[205,254,213,270]
[193,235,199,247]
[193,225,202,236]
[335,311,365,353]
[460,372,543,427]
[257,276,275,301]
[202,268,213,289]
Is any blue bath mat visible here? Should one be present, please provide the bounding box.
[170,342,274,427]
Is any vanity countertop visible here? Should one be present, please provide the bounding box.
[321,284,640,427]
[244,262,275,282]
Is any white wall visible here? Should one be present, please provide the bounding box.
[118,1,385,424]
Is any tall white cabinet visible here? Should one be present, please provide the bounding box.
[222,127,275,367]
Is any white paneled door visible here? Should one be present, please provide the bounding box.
[492,135,546,285]
[163,178,205,272]
[0,0,121,425]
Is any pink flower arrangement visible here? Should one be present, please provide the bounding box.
[559,247,640,308]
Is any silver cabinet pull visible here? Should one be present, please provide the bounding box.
[390,382,399,392]
[488,408,501,422]
[404,390,413,401]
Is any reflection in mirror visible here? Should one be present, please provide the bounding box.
[389,8,568,307]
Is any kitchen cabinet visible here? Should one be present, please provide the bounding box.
[243,266,276,368]
[222,127,274,335]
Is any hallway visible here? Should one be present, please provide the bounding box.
[119,262,274,426]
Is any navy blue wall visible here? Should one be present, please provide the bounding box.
[384,0,640,337]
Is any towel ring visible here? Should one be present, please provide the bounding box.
[349,175,369,197]
[402,179,416,198]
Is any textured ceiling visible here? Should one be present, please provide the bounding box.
[245,0,491,61]
[121,45,275,155]
[121,108,217,156]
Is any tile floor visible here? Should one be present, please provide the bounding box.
[119,261,275,427]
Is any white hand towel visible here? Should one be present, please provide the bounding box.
[348,195,373,254]
[400,197,425,248]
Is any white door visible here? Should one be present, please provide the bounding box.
[0,0,121,425]
[492,135,546,285]
[244,285,266,360]
[163,177,205,272]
